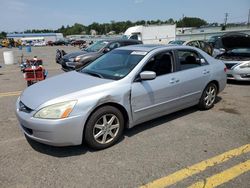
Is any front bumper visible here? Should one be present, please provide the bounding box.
[60,59,76,71]
[226,69,250,81]
[15,100,85,146]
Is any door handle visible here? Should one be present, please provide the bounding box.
[202,70,210,74]
[170,78,175,84]
[170,78,180,84]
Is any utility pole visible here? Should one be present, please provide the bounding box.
[182,14,184,33]
[248,9,250,27]
[223,13,229,30]
[224,13,229,26]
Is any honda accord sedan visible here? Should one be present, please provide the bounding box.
[16,45,227,149]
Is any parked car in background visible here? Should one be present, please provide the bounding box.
[33,41,46,47]
[183,40,213,56]
[168,40,185,45]
[53,39,69,46]
[46,41,54,46]
[71,40,86,46]
[207,35,222,47]
[57,39,142,71]
[55,49,67,64]
[16,45,226,149]
[214,33,250,81]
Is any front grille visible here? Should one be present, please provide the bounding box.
[225,63,238,69]
[227,74,234,78]
[240,74,250,78]
[19,101,33,113]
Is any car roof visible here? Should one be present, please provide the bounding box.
[99,39,140,43]
[118,44,166,52]
[119,44,200,52]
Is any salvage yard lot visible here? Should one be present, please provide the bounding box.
[0,46,249,188]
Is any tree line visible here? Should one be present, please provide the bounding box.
[55,17,207,36]
[1,17,229,39]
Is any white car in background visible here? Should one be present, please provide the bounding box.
[33,41,46,47]
[215,33,250,81]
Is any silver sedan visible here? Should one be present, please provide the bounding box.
[16,45,227,149]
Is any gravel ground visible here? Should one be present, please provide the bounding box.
[0,46,249,188]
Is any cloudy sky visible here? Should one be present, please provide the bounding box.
[0,0,249,32]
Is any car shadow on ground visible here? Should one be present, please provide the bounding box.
[27,97,222,157]
[25,135,89,157]
[227,80,250,85]
[124,106,198,137]
[125,96,222,138]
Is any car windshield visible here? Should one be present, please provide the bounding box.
[122,35,129,39]
[208,36,221,43]
[80,50,147,80]
[84,41,108,52]
[169,40,185,45]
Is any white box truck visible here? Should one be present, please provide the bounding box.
[123,24,176,44]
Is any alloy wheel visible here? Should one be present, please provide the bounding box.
[204,85,216,107]
[93,114,120,144]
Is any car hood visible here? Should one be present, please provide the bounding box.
[63,50,88,59]
[20,71,113,109]
[221,33,250,50]
[63,51,101,61]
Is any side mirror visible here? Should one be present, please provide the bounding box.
[140,71,156,81]
[103,48,110,53]
[200,58,206,64]
[196,58,206,64]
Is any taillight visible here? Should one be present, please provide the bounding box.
[224,67,227,72]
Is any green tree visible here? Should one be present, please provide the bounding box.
[3,17,211,37]
[177,17,207,27]
[0,31,7,39]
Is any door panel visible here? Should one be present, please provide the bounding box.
[176,66,211,105]
[175,49,211,104]
[131,72,183,124]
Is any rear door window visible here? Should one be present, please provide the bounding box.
[176,50,207,71]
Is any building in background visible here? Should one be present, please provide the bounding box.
[7,33,63,43]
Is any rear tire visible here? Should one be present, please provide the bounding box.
[198,83,217,110]
[84,106,124,150]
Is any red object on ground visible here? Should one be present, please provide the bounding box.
[24,66,45,81]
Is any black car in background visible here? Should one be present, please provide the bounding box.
[71,40,86,46]
[57,39,142,71]
[53,39,69,46]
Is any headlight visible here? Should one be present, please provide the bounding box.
[69,58,75,62]
[75,56,81,62]
[34,100,77,119]
[239,62,250,69]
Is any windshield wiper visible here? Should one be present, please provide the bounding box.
[82,71,103,78]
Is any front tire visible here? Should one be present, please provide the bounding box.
[199,83,217,110]
[84,106,124,150]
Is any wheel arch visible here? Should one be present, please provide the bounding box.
[82,102,130,144]
[208,80,219,94]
